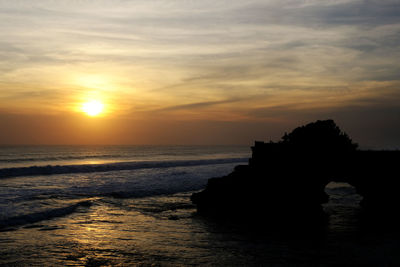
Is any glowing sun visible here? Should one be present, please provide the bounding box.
[81,100,104,116]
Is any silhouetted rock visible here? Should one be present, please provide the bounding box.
[191,119,400,226]
[281,119,358,152]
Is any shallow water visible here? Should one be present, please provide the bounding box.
[1,146,400,265]
[2,184,400,266]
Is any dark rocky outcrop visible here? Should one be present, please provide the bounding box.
[191,120,400,225]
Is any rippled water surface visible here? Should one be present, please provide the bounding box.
[1,146,400,265]
[1,184,400,266]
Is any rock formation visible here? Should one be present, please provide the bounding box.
[191,120,400,225]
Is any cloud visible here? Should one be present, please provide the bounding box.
[0,0,399,146]
[155,98,245,112]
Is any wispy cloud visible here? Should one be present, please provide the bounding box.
[0,0,399,145]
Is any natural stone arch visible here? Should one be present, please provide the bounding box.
[191,120,400,225]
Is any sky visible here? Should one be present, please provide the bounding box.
[0,0,399,147]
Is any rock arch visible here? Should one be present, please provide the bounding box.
[191,120,400,224]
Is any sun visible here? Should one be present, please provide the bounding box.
[81,100,104,116]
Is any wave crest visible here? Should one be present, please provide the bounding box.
[0,158,248,179]
[0,200,92,230]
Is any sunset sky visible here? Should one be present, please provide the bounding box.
[0,0,399,147]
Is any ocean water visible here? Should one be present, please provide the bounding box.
[1,146,400,266]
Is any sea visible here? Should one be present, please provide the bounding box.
[1,145,399,266]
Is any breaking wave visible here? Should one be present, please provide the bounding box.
[0,158,248,179]
[0,200,92,230]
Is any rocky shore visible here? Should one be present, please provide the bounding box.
[191,120,400,225]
